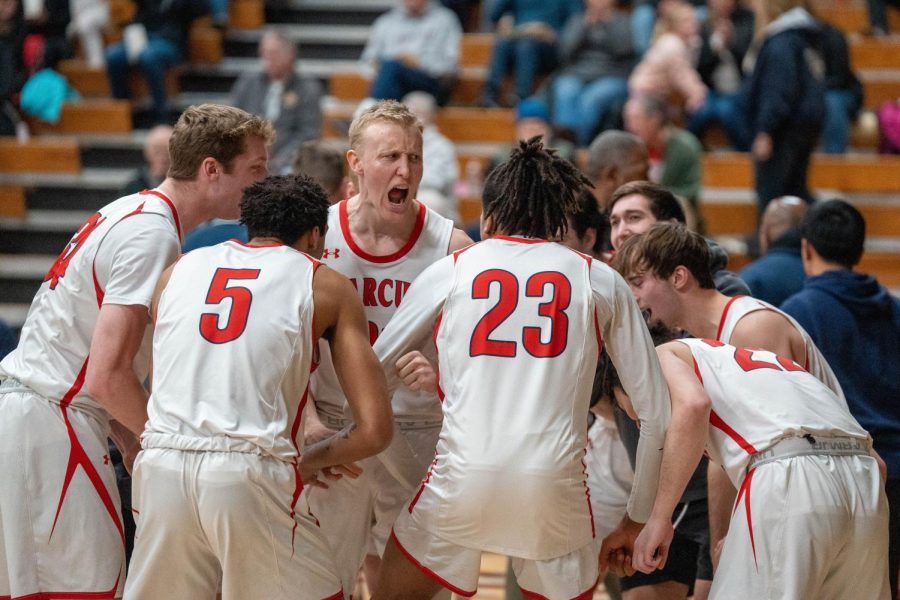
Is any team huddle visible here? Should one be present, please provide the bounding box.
[0,101,891,600]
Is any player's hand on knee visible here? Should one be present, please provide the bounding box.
[632,515,673,574]
[396,351,437,394]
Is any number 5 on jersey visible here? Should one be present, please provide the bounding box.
[469,269,571,358]
[199,268,261,344]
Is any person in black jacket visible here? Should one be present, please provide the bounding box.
[687,0,754,150]
[0,0,25,136]
[105,0,209,123]
[742,0,825,213]
[814,18,864,154]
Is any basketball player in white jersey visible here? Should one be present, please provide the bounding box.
[0,104,272,599]
[608,221,864,566]
[305,100,472,595]
[604,338,890,599]
[370,138,671,598]
[124,175,394,600]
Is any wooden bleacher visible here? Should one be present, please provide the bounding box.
[0,137,81,173]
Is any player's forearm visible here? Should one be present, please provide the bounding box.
[303,419,393,471]
[648,398,709,522]
[87,367,149,435]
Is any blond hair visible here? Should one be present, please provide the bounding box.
[168,104,275,180]
[348,100,422,152]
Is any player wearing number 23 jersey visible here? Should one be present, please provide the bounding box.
[373,235,671,597]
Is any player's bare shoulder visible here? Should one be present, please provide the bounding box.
[312,264,365,339]
[731,307,804,358]
[448,227,475,253]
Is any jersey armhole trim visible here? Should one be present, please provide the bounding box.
[715,294,746,341]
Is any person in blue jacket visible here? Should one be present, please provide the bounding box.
[781,199,900,600]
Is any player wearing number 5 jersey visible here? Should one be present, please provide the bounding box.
[371,138,672,599]
[610,338,890,599]
[124,176,394,600]
[0,104,272,600]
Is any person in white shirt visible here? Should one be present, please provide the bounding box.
[124,175,394,600]
[0,104,272,600]
[372,137,671,598]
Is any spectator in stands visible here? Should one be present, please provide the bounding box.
[628,1,706,114]
[230,28,323,174]
[608,180,750,295]
[550,0,636,147]
[815,17,864,154]
[361,0,461,105]
[865,0,900,36]
[624,94,703,221]
[739,195,807,305]
[293,139,353,204]
[0,0,25,136]
[486,98,575,175]
[403,91,459,221]
[69,0,108,68]
[780,199,900,600]
[122,124,173,196]
[24,0,71,72]
[105,0,209,124]
[687,0,754,151]
[584,129,649,212]
[742,0,824,212]
[479,0,581,108]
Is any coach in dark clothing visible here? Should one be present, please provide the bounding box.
[781,199,900,600]
[230,29,323,174]
[742,4,825,212]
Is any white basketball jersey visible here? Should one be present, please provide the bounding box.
[311,200,453,422]
[406,237,603,559]
[0,190,181,418]
[716,295,844,399]
[681,338,868,489]
[142,241,318,461]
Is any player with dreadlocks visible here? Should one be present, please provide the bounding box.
[370,137,673,599]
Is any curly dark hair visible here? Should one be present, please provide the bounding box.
[240,175,329,245]
[482,136,592,239]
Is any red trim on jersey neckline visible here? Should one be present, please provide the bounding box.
[492,235,548,244]
[709,410,758,454]
[229,238,285,248]
[139,189,182,240]
[339,200,426,263]
[715,294,746,341]
[390,529,476,597]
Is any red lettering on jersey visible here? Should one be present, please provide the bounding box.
[368,321,379,344]
[377,279,394,307]
[44,212,107,289]
[734,347,780,372]
[776,355,806,372]
[395,280,411,306]
[362,277,377,306]
[349,277,358,290]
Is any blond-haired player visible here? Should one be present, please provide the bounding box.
[0,104,272,599]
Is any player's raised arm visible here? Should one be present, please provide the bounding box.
[594,265,671,524]
[304,266,394,471]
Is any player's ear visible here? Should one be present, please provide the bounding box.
[670,265,690,290]
[480,213,494,239]
[347,149,363,177]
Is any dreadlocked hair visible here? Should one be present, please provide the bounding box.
[482,136,592,239]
